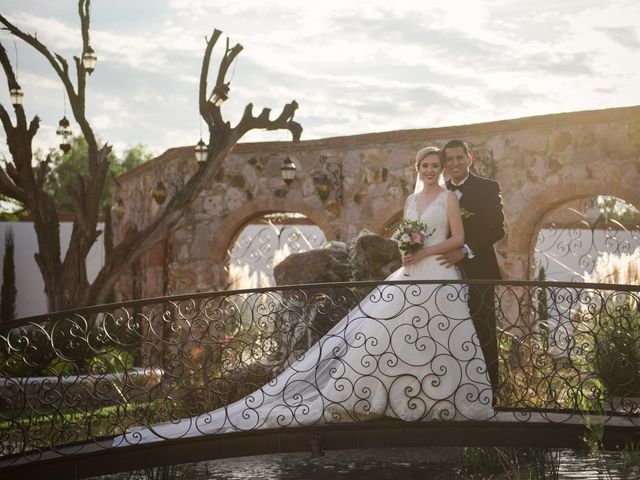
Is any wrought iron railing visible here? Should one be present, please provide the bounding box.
[1,280,639,461]
[532,195,640,282]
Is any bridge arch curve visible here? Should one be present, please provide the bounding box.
[4,420,638,479]
[370,202,404,236]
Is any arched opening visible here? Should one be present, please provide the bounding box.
[531,195,640,283]
[226,212,328,289]
[380,211,403,239]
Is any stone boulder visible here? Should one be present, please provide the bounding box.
[273,231,401,286]
[350,231,402,281]
[274,241,350,285]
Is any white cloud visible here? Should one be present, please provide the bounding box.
[1,12,80,50]
[0,0,638,156]
[14,71,60,90]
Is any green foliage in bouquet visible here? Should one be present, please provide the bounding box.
[393,218,434,254]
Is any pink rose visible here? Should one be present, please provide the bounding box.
[411,232,425,244]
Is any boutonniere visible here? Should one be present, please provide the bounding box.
[460,208,475,219]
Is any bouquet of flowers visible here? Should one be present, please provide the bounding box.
[393,219,435,275]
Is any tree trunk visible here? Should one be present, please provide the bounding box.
[0,10,302,314]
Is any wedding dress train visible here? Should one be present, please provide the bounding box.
[115,190,493,446]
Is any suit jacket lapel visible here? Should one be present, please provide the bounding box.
[458,172,478,208]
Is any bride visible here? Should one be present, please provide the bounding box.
[116,146,493,446]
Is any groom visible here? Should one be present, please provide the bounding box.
[437,139,505,404]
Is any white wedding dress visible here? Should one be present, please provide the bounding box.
[115,190,492,446]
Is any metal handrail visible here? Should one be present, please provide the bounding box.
[1,279,639,465]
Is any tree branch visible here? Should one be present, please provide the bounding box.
[26,115,39,141]
[86,144,237,305]
[0,41,28,134]
[35,154,52,189]
[0,165,25,202]
[79,0,91,52]
[0,2,104,312]
[198,29,222,127]
[0,101,14,134]
[0,14,74,100]
[0,78,37,194]
[0,40,19,90]
[0,9,97,150]
[54,53,69,75]
[235,99,302,142]
[215,38,243,86]
[5,160,18,183]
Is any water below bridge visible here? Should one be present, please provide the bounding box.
[91,447,640,479]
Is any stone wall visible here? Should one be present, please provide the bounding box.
[112,106,640,300]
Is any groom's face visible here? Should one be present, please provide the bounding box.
[444,146,472,183]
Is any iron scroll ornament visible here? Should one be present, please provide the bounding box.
[0,280,639,462]
[319,155,344,205]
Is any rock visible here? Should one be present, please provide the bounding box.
[550,131,573,152]
[274,242,350,285]
[350,230,402,281]
[273,231,402,286]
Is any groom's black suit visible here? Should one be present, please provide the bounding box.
[447,172,505,400]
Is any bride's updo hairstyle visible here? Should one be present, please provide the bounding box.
[415,146,443,169]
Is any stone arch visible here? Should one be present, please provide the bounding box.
[508,180,640,280]
[209,198,338,264]
[370,202,404,236]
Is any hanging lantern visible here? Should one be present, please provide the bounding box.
[195,138,208,166]
[280,156,296,186]
[56,116,72,153]
[9,86,24,106]
[208,82,230,107]
[82,46,97,74]
[111,198,125,220]
[151,181,168,205]
[314,174,332,201]
[56,116,71,136]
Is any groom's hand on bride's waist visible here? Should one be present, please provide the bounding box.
[436,248,465,267]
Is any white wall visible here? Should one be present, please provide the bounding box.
[0,222,105,318]
[535,228,640,282]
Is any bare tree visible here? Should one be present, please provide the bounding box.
[0,1,302,312]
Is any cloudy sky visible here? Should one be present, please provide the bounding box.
[0,0,639,158]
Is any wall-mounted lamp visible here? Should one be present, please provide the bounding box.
[313,174,332,201]
[111,198,125,220]
[195,138,208,167]
[151,181,168,205]
[280,156,296,185]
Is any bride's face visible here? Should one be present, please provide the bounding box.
[417,154,443,186]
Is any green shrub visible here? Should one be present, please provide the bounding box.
[582,296,640,397]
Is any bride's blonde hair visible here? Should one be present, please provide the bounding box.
[415,146,443,168]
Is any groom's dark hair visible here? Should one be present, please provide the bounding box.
[443,139,471,158]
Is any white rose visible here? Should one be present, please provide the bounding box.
[400,234,411,243]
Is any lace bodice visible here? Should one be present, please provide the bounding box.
[405,190,450,246]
